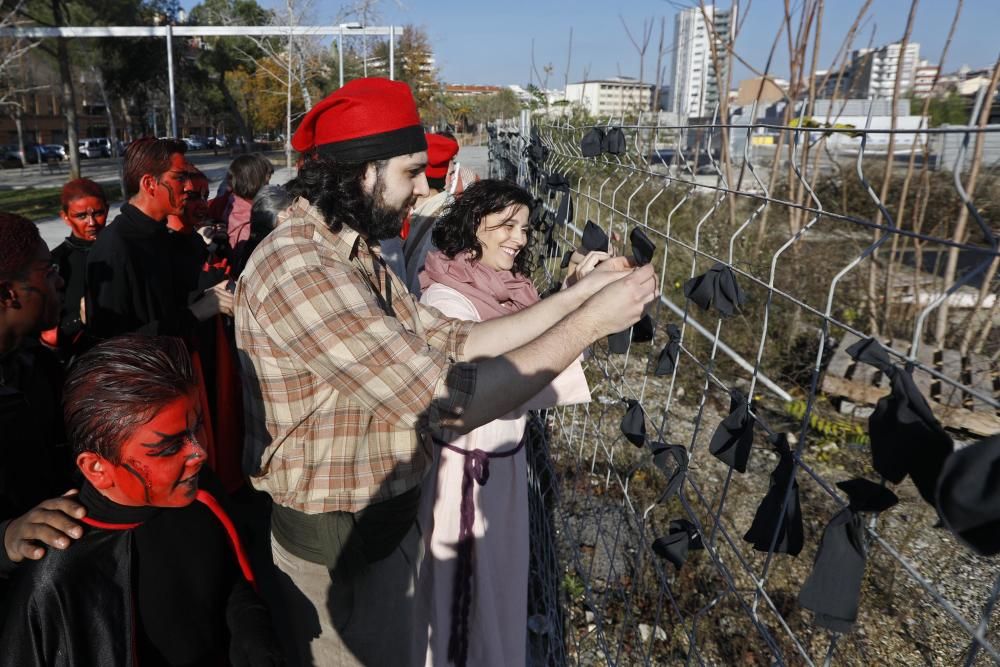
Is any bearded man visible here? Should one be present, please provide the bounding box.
[236,78,657,665]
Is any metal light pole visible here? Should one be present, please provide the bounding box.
[166,23,177,137]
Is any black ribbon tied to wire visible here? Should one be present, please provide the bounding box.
[545,173,573,227]
[683,262,747,317]
[652,519,704,571]
[651,443,688,502]
[620,399,647,447]
[608,227,657,354]
[581,127,605,157]
[582,220,609,252]
[602,127,627,155]
[935,432,1000,557]
[654,324,682,376]
[799,478,898,633]
[845,337,953,506]
[743,433,804,556]
[709,389,755,473]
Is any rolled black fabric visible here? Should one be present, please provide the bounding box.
[620,399,647,447]
[936,433,1000,556]
[582,220,610,252]
[629,227,655,266]
[316,125,427,163]
[581,127,605,157]
[683,262,747,317]
[798,478,897,633]
[846,337,953,504]
[655,324,682,376]
[602,127,627,155]
[652,519,703,571]
[560,250,574,270]
[743,434,804,556]
[546,173,573,227]
[709,389,755,473]
[608,314,655,354]
[651,443,688,502]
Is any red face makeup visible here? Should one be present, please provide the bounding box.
[183,177,210,229]
[61,195,108,241]
[103,392,206,508]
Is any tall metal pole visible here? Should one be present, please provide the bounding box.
[338,30,344,88]
[166,23,177,137]
[389,25,394,80]
[285,0,293,170]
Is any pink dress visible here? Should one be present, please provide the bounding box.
[414,283,591,667]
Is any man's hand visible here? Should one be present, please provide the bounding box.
[190,280,235,321]
[580,264,659,338]
[3,491,86,563]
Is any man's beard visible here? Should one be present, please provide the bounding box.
[361,177,410,241]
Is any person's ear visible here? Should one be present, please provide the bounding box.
[139,173,158,197]
[362,162,378,194]
[77,452,115,490]
[0,280,19,309]
[59,209,72,228]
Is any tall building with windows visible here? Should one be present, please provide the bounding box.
[849,42,921,98]
[669,5,736,119]
[564,77,653,117]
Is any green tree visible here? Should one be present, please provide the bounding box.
[916,92,969,127]
[370,25,440,119]
[187,0,272,147]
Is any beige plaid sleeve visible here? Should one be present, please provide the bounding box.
[257,263,476,427]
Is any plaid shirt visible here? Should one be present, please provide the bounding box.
[235,198,476,513]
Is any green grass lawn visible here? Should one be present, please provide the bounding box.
[0,183,119,221]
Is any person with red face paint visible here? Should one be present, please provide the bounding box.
[0,335,283,667]
[40,178,109,357]
[0,213,83,593]
[85,138,234,341]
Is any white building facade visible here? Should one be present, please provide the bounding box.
[669,5,736,119]
[564,78,653,117]
[851,42,921,97]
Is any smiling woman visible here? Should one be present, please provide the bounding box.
[413,179,594,667]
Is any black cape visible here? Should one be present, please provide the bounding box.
[0,476,276,666]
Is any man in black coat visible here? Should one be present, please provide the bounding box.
[85,138,233,340]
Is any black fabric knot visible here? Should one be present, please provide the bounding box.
[466,448,491,486]
[654,324,682,376]
[708,388,755,473]
[683,262,747,317]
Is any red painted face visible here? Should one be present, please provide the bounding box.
[183,177,210,228]
[104,392,206,507]
[61,195,108,241]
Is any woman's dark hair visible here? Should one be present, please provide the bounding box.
[250,185,293,236]
[427,175,446,191]
[60,178,107,210]
[285,152,386,234]
[432,179,535,276]
[228,153,274,200]
[63,335,196,463]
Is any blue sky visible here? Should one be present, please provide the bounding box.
[191,0,998,87]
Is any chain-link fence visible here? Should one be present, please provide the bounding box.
[499,103,1000,666]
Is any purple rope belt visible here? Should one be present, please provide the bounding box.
[432,436,525,667]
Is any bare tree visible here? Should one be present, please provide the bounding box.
[619,14,653,110]
[652,16,666,113]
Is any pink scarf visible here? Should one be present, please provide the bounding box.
[420,250,539,321]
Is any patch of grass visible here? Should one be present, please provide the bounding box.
[0,184,118,221]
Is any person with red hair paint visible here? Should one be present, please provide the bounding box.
[41,178,108,356]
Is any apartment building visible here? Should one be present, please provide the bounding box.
[668,5,736,119]
[564,77,653,117]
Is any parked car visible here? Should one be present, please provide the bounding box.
[0,143,62,167]
[78,138,111,159]
[184,136,206,150]
[44,144,67,161]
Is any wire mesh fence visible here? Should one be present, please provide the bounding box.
[496,105,1000,666]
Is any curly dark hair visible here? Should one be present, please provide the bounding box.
[432,179,535,276]
[285,152,387,235]
[0,212,42,281]
[64,335,196,463]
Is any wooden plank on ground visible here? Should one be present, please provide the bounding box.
[966,353,998,412]
[890,338,933,399]
[821,375,1000,437]
[938,348,965,408]
[826,332,862,379]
